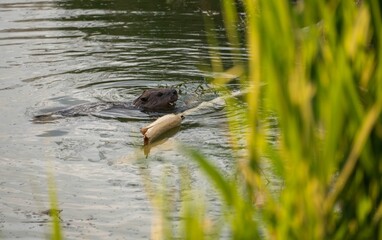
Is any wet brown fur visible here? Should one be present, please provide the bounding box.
[133,88,178,111]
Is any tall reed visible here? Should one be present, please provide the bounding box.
[151,0,382,239]
[48,170,62,240]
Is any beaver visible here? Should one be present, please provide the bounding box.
[33,88,178,121]
[133,88,178,110]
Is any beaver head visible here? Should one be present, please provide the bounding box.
[133,88,178,111]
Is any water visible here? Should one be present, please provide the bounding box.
[0,0,250,239]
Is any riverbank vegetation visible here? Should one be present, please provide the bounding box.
[151,0,382,239]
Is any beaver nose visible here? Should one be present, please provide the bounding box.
[172,90,177,95]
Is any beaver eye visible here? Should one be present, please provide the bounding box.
[172,90,177,95]
[140,97,148,102]
[157,92,163,97]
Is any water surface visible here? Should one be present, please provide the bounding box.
[0,0,250,238]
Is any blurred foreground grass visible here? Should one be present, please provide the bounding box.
[150,0,382,239]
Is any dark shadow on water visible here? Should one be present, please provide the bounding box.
[36,130,69,137]
[58,0,221,12]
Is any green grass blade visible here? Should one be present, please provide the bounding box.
[183,147,235,207]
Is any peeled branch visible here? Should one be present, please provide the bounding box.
[141,114,184,145]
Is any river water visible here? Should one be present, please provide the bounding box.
[0,0,250,239]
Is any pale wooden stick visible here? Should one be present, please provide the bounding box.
[141,114,184,145]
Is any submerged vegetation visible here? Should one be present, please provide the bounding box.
[151,0,382,239]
